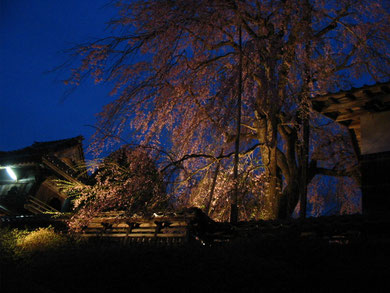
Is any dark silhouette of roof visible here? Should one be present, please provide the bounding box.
[0,136,84,166]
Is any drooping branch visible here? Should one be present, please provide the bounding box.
[161,143,263,172]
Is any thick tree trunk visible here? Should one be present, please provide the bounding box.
[259,116,280,220]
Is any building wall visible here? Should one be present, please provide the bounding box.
[361,111,390,155]
[35,179,65,211]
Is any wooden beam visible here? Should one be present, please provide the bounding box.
[348,119,360,129]
[335,110,366,122]
[323,100,365,113]
[348,129,361,158]
[345,93,357,101]
[42,157,81,184]
[319,93,390,113]
[330,97,341,104]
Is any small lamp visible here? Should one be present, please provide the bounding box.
[6,167,17,181]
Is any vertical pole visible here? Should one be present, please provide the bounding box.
[299,117,309,219]
[206,148,224,217]
[231,24,242,224]
[300,0,312,219]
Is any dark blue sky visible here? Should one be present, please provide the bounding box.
[0,0,117,158]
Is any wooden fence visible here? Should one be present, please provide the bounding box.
[79,210,206,245]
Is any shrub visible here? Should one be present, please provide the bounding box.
[63,146,168,231]
[0,228,29,258]
[16,226,68,253]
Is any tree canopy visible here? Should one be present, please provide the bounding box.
[67,0,390,220]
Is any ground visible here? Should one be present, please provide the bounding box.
[1,233,390,292]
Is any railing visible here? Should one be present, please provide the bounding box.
[24,195,59,214]
[80,211,206,245]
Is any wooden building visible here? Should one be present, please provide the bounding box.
[0,136,86,216]
[312,82,390,215]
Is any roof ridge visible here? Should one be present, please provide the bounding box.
[31,135,83,147]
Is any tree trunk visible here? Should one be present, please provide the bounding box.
[206,148,223,217]
[278,179,300,219]
[259,116,280,220]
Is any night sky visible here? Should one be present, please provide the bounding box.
[0,0,117,159]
